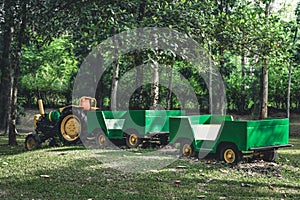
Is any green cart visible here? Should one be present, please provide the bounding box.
[169,115,292,163]
[87,110,185,148]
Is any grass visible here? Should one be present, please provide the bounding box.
[0,135,299,200]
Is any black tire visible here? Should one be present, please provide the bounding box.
[262,149,278,162]
[179,139,194,157]
[25,134,41,150]
[57,107,87,145]
[48,138,57,147]
[160,135,169,146]
[125,129,142,148]
[218,143,241,164]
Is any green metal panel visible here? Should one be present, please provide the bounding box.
[123,110,146,135]
[245,118,289,150]
[101,111,126,139]
[87,110,126,139]
[169,117,194,144]
[189,115,211,125]
[123,110,185,137]
[210,118,289,153]
[145,110,185,134]
[87,111,106,134]
[213,121,248,153]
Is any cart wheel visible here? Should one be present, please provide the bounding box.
[125,130,141,148]
[180,140,194,157]
[160,135,169,146]
[96,133,107,148]
[219,143,241,164]
[58,107,87,145]
[262,149,278,162]
[25,134,41,150]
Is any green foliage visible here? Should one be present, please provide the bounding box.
[20,37,78,105]
[5,0,300,112]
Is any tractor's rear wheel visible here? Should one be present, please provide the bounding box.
[25,134,41,150]
[58,108,87,145]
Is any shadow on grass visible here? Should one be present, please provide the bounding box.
[1,155,299,200]
[46,146,87,152]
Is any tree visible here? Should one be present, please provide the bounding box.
[0,0,14,134]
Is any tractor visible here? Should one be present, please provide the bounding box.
[25,95,98,150]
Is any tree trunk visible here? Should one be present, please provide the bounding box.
[9,70,19,146]
[133,0,146,109]
[259,1,271,120]
[166,62,174,110]
[287,26,298,118]
[0,1,14,133]
[240,48,246,114]
[135,53,144,109]
[208,44,213,114]
[151,34,159,109]
[9,0,27,145]
[166,69,173,110]
[259,58,268,119]
[110,38,119,110]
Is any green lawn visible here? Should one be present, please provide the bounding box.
[0,135,299,200]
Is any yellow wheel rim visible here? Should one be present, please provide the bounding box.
[98,134,106,146]
[26,137,35,150]
[129,134,138,146]
[182,144,192,157]
[224,149,236,163]
[60,114,81,141]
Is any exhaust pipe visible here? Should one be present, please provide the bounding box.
[38,99,45,115]
[37,89,45,115]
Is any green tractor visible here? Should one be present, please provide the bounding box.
[25,95,98,150]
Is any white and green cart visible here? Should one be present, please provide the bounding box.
[169,115,292,163]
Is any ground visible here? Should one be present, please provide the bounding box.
[0,109,299,199]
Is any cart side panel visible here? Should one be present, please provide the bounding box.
[87,110,106,134]
[246,118,289,149]
[189,115,211,125]
[123,110,146,135]
[102,111,127,139]
[169,117,194,144]
[145,110,185,133]
[214,121,248,152]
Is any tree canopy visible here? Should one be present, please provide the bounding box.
[1,0,300,144]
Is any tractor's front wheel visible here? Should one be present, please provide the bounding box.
[58,108,87,145]
[25,134,41,150]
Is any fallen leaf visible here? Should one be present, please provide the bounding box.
[175,165,187,169]
[40,175,50,178]
[241,183,252,187]
[219,169,229,174]
[268,184,274,190]
[174,180,181,185]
